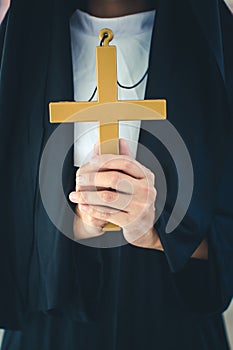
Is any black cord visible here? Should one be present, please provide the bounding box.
[88,87,97,102]
[100,33,109,47]
[117,68,149,90]
[88,36,149,101]
[88,69,149,101]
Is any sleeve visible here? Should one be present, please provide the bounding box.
[0,6,29,331]
[156,147,233,315]
[159,0,233,316]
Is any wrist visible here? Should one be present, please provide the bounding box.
[191,240,208,260]
[131,227,164,251]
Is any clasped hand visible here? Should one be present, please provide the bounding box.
[69,139,162,249]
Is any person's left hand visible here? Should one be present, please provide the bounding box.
[69,139,162,249]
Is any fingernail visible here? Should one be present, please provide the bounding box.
[69,192,78,202]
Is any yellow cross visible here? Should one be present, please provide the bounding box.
[49,29,167,231]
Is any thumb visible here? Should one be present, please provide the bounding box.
[119,138,132,156]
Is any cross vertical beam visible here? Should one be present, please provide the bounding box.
[49,28,167,232]
[96,41,119,155]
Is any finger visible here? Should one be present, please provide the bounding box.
[70,190,133,211]
[76,171,138,194]
[78,203,153,233]
[76,205,107,228]
[89,155,148,180]
[73,206,107,240]
[78,152,150,181]
[79,204,128,226]
[119,139,132,156]
[76,155,154,191]
[76,161,98,179]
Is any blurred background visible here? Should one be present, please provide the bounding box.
[0,0,232,348]
[226,303,233,348]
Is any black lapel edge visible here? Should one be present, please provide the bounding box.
[188,0,225,82]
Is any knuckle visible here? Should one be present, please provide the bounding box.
[151,172,155,184]
[101,191,116,203]
[122,159,131,172]
[140,186,157,207]
[110,172,120,188]
[88,172,96,187]
[82,192,90,204]
[87,173,92,185]
[147,170,155,184]
[100,211,110,221]
[151,187,157,202]
[140,183,150,195]
[77,165,85,176]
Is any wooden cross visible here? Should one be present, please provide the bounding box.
[49,28,167,232]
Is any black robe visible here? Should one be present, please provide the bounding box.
[0,0,233,349]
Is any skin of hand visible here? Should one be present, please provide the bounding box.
[69,139,161,249]
[69,139,208,259]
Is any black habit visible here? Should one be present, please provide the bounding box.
[0,0,233,349]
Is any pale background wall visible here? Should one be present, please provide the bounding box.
[226,303,233,348]
[0,0,232,348]
[0,331,3,345]
[226,0,233,10]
